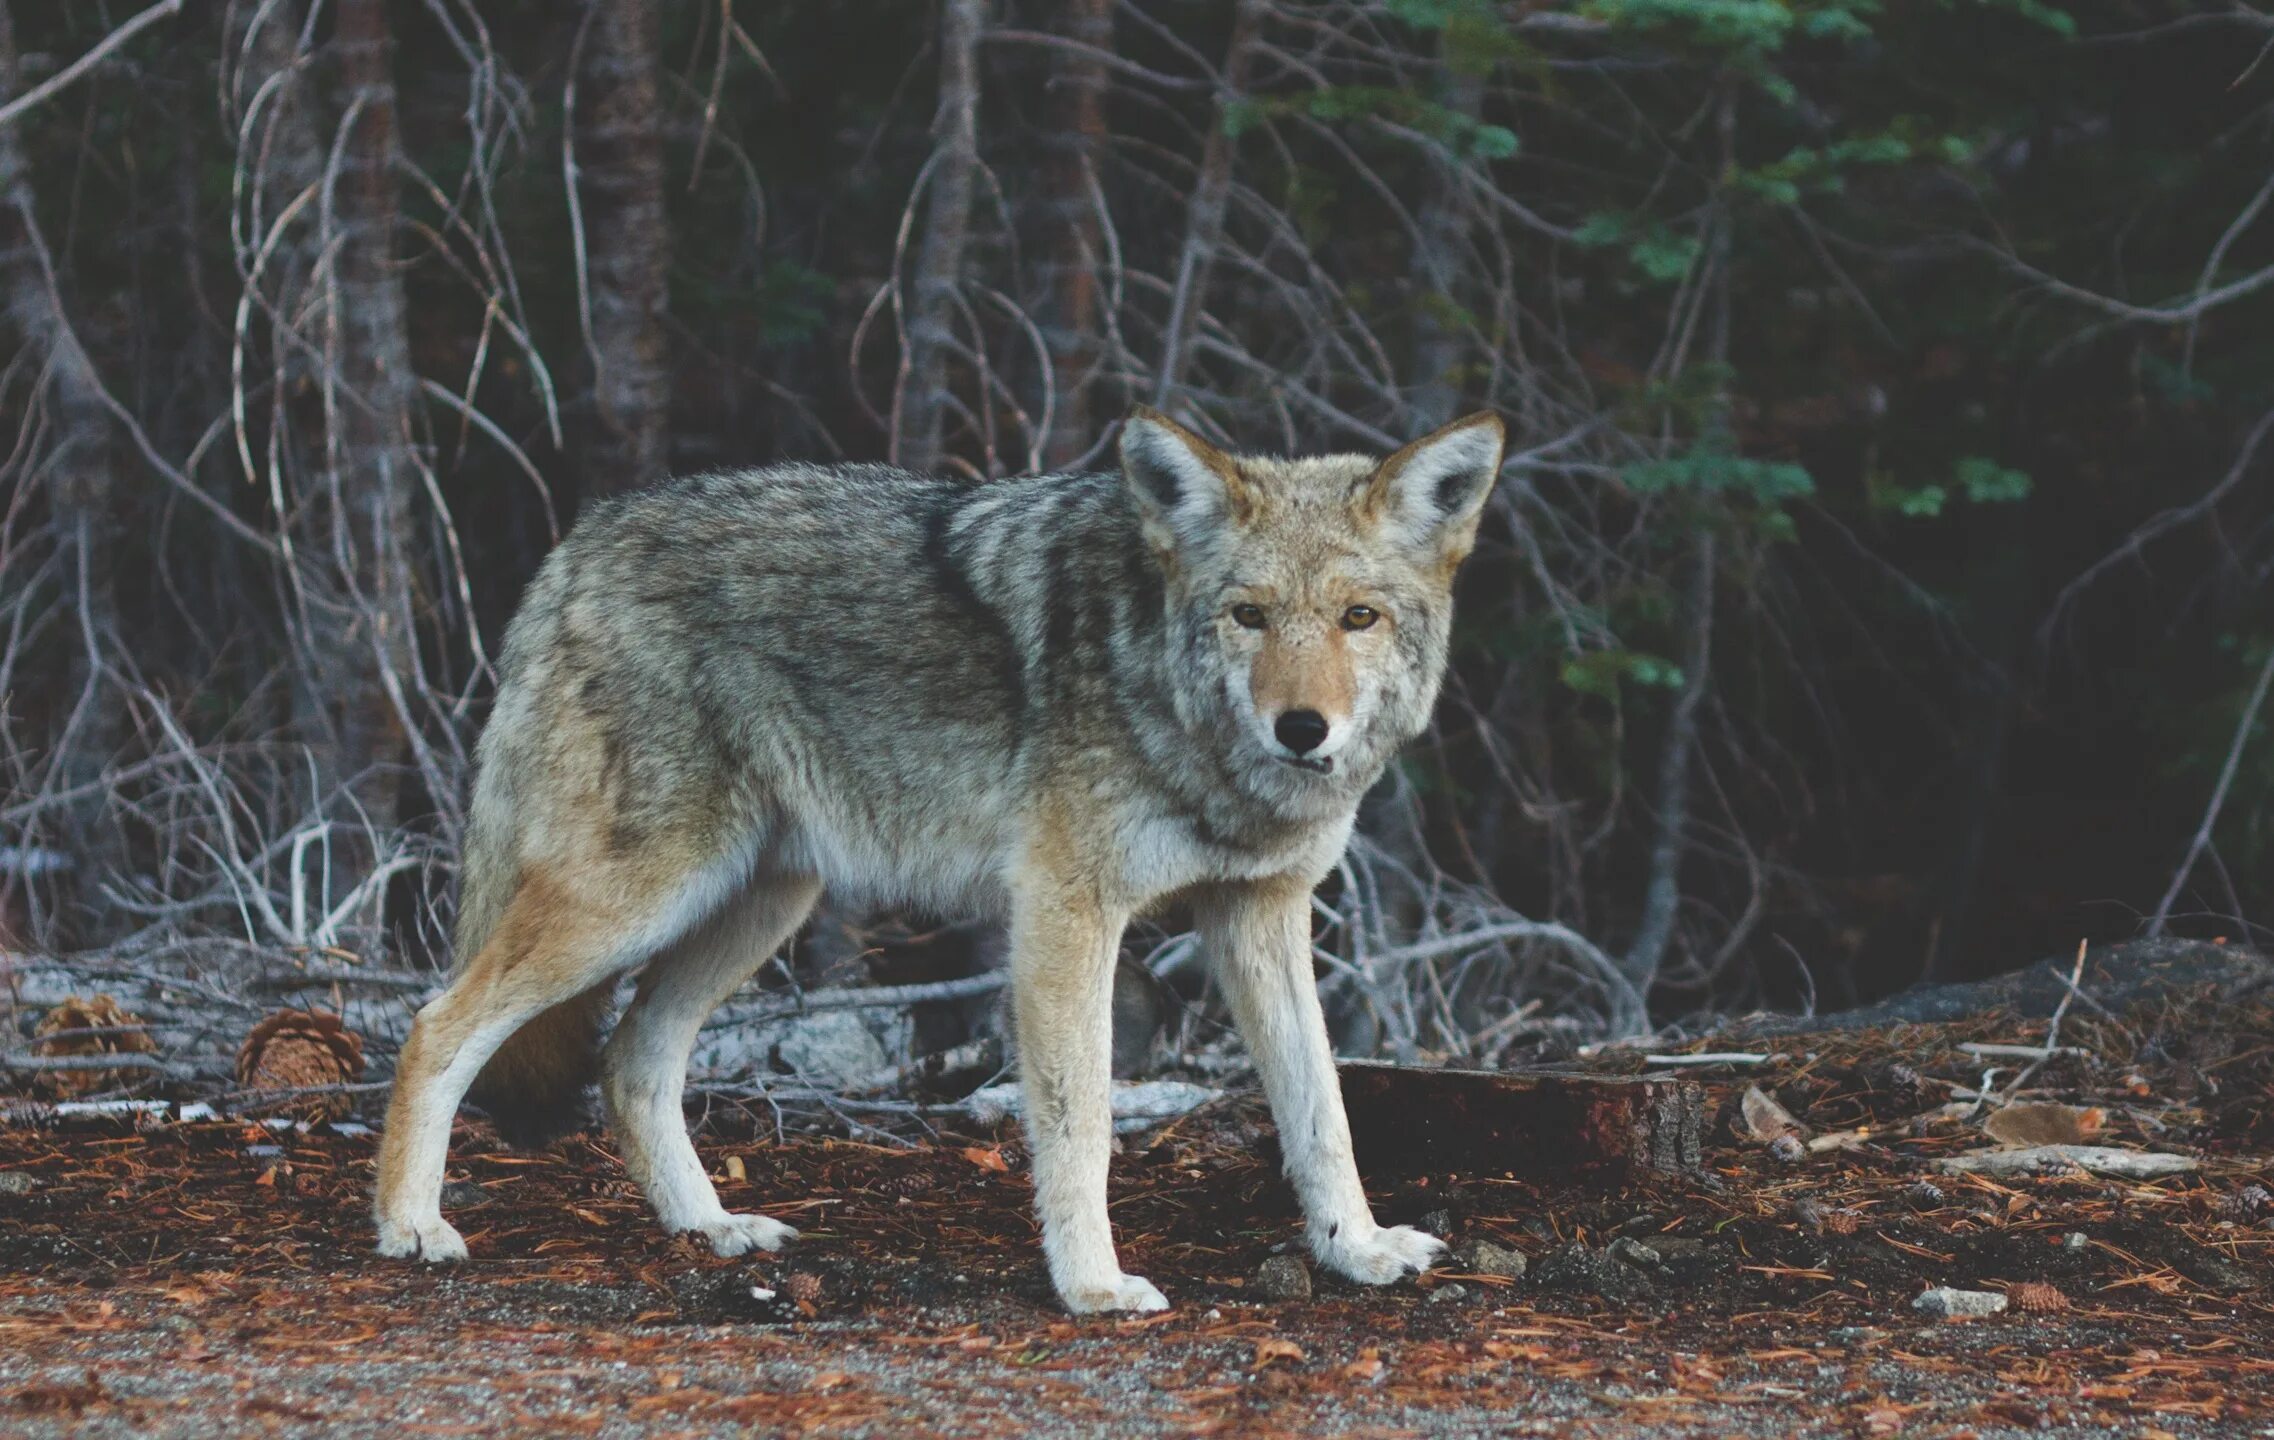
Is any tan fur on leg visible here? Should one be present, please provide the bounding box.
[1009,839,1164,1314]
[602,871,819,1256]
[374,858,739,1261]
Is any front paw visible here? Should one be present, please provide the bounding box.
[1315,1221,1444,1286]
[681,1212,798,1258]
[1060,1272,1171,1315]
[376,1213,468,1263]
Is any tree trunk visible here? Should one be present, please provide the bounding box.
[1621,531,1714,995]
[1408,64,1482,433]
[302,0,418,894]
[0,0,125,908]
[1035,0,1109,470]
[896,0,984,476]
[1151,0,1265,410]
[574,0,670,498]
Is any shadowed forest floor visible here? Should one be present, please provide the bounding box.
[4,979,2272,1438]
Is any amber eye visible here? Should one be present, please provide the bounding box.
[1231,603,1267,630]
[1342,605,1380,631]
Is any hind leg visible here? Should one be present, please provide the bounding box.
[376,864,724,1262]
[601,871,821,1256]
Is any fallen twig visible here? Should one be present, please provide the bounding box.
[1958,1042,2090,1061]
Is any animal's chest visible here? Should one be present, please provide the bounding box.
[1110,804,1348,906]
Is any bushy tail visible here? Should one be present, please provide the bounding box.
[454,804,608,1149]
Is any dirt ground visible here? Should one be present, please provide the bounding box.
[4,986,2272,1438]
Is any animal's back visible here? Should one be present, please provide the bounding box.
[462,461,1119,953]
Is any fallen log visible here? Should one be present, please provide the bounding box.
[1936,1145,2200,1180]
[1338,1061,1713,1182]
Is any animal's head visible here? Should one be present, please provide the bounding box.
[1120,407,1505,809]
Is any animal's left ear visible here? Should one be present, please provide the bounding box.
[1359,412,1506,561]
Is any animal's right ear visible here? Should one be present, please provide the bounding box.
[1119,407,1250,551]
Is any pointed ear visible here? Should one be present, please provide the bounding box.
[1360,412,1506,558]
[1119,407,1251,550]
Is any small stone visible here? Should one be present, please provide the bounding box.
[2062,1231,2089,1253]
[0,1171,36,1195]
[1912,1286,2008,1319]
[1607,1236,1662,1269]
[1534,1243,1654,1302]
[1416,1208,1455,1239]
[1769,1134,1807,1164]
[1450,1239,1526,1280]
[1427,1282,1470,1304]
[1252,1255,1312,1302]
[1903,1180,1946,1211]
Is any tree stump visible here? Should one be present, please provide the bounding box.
[1338,1062,1712,1182]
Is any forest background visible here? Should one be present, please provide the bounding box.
[2,0,2269,1067]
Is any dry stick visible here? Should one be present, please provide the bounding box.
[0,1052,194,1077]
[0,0,185,130]
[2148,643,2274,936]
[712,972,1007,1029]
[1151,0,1265,408]
[2041,404,2274,650]
[2001,939,2090,1099]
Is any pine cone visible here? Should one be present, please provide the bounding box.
[235,1009,365,1115]
[30,995,159,1098]
[782,1271,824,1306]
[2218,1185,2271,1224]
[2006,1281,2069,1314]
[1881,1062,1926,1112]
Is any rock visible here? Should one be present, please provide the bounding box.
[1450,1239,1527,1280]
[1903,1180,1946,1210]
[2185,1254,2257,1294]
[1417,1208,1454,1238]
[1912,1287,2008,1319]
[1607,1236,1662,1269]
[2062,1231,2089,1253]
[1769,1134,1807,1164]
[1252,1255,1312,1302]
[1533,1243,1653,1302]
[1426,1282,1470,1304]
[772,1011,891,1089]
[0,1171,36,1195]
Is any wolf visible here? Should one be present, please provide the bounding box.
[374,407,1506,1313]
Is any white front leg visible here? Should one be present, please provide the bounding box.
[1198,877,1444,1285]
[1009,877,1167,1314]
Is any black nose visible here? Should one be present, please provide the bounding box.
[1274,709,1330,755]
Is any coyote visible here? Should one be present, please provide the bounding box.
[375,408,1506,1313]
